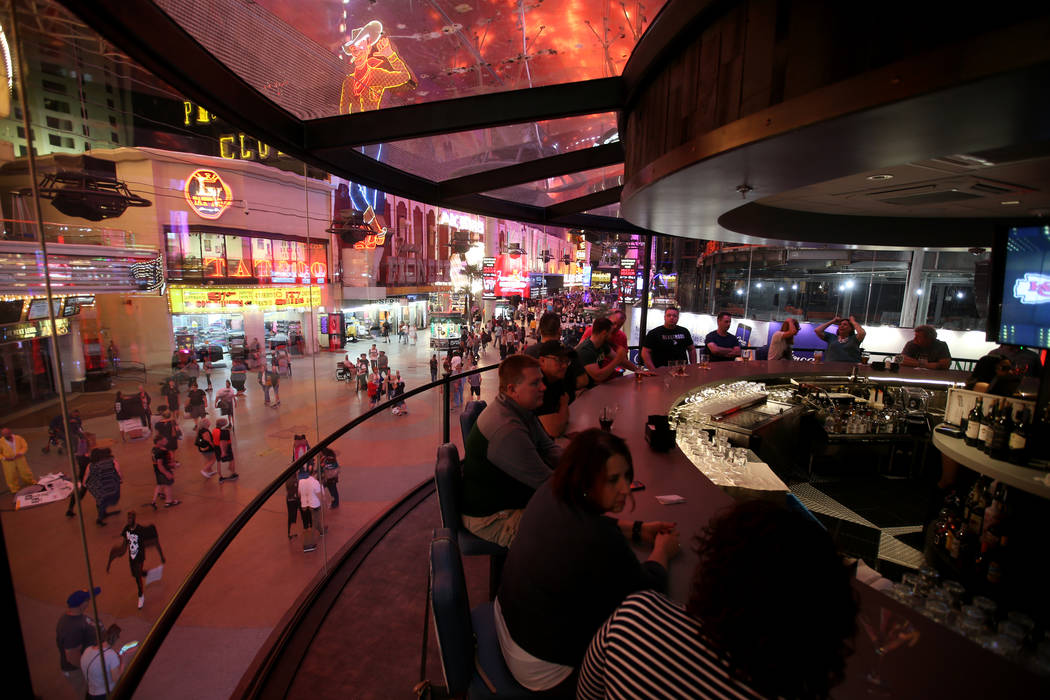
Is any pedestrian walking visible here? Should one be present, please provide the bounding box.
[285,471,301,540]
[82,448,122,526]
[430,354,438,383]
[368,343,379,371]
[195,417,218,478]
[203,356,213,390]
[160,379,179,415]
[109,511,165,609]
[215,380,236,430]
[149,436,179,509]
[214,418,237,482]
[186,380,208,431]
[319,447,340,508]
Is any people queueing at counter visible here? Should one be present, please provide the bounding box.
[641,305,697,368]
[814,315,866,363]
[460,355,562,547]
[899,324,951,369]
[495,429,680,695]
[577,500,858,700]
[768,317,800,360]
[704,311,742,361]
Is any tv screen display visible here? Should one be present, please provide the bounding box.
[998,225,1050,349]
[735,323,752,345]
[62,297,79,317]
[0,300,24,324]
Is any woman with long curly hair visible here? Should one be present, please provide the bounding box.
[578,499,858,699]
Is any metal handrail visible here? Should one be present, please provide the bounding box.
[111,361,500,698]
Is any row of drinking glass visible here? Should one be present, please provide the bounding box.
[676,425,749,486]
[890,567,1048,669]
[674,381,768,419]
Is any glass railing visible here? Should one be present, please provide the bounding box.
[111,363,498,698]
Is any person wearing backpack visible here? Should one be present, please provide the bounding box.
[149,435,179,509]
[214,419,237,482]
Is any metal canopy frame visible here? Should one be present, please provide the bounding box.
[56,0,701,235]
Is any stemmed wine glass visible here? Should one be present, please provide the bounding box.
[859,607,921,697]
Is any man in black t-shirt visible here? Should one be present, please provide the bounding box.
[641,307,696,368]
[533,341,574,437]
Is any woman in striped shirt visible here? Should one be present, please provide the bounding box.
[579,500,858,699]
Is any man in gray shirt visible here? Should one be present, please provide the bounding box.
[461,355,563,547]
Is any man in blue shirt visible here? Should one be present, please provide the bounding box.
[704,312,741,362]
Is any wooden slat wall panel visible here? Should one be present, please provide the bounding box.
[623,0,1048,179]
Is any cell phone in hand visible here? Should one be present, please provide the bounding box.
[630,480,645,492]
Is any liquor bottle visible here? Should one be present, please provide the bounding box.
[1008,407,1028,465]
[979,400,997,453]
[1029,405,1050,470]
[964,397,983,446]
[964,477,989,535]
[990,401,1013,460]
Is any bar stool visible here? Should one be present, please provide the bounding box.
[434,443,507,600]
[429,528,534,698]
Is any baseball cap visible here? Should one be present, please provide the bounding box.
[536,341,576,360]
[67,587,101,608]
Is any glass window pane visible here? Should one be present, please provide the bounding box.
[225,235,253,279]
[253,237,273,281]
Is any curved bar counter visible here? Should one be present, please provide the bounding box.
[564,360,967,599]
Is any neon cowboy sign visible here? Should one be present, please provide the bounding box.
[1013,273,1050,304]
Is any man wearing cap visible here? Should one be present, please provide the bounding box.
[461,355,562,547]
[534,340,574,437]
[57,587,100,678]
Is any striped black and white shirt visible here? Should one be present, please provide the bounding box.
[577,590,766,700]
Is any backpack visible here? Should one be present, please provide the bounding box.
[195,429,212,452]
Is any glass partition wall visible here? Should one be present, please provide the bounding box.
[0,3,462,697]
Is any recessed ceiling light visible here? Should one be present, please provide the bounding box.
[867,174,893,181]
[1001,200,1021,205]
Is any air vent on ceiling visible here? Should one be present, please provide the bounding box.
[970,182,1014,194]
[881,190,982,206]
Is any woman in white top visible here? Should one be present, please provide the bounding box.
[768,318,800,360]
[81,624,124,700]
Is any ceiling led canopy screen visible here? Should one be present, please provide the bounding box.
[155,0,666,119]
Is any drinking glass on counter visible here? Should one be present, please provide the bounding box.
[598,405,619,432]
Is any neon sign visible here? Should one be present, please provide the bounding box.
[185,169,232,219]
[1013,273,1050,304]
[438,211,484,236]
[339,21,415,114]
[169,286,322,313]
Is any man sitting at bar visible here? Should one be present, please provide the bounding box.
[461,355,563,547]
[534,341,574,438]
[575,318,628,388]
[641,305,697,368]
[579,308,646,375]
[525,312,583,399]
[704,311,741,361]
[900,324,952,369]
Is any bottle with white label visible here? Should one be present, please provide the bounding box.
[1008,407,1028,464]
[964,397,983,446]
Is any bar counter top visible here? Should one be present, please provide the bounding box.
[565,361,1050,699]
[565,359,968,601]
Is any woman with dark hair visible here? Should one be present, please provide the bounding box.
[82,447,123,525]
[495,429,680,695]
[578,500,858,700]
[815,315,866,363]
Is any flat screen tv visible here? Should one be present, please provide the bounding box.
[0,299,24,324]
[993,225,1050,349]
